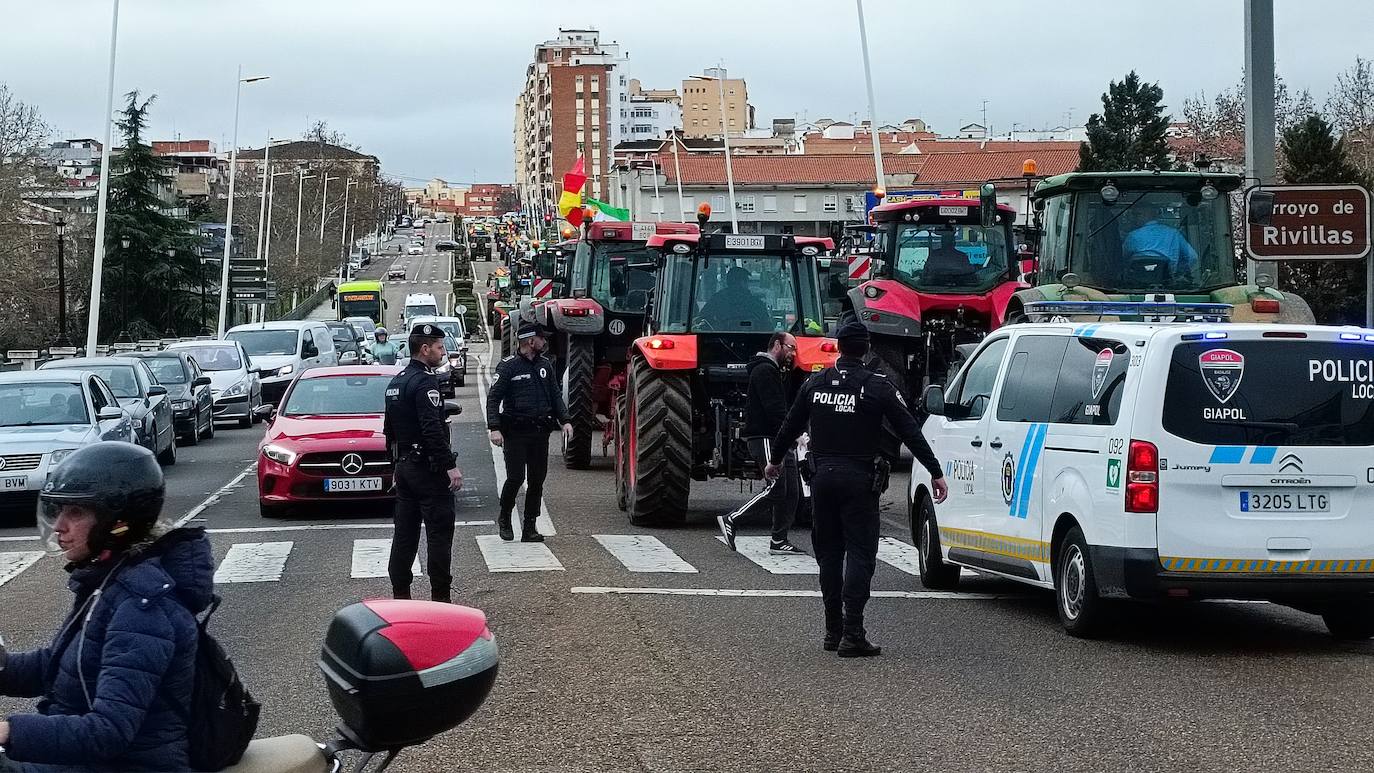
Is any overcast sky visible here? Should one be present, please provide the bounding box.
[2,0,1371,186]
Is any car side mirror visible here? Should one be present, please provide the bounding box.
[248,366,261,374]
[922,384,946,417]
[444,400,462,416]
[979,182,998,229]
[147,385,168,397]
[97,406,124,421]
[254,404,276,420]
[193,376,212,387]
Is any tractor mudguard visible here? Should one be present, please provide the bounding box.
[846,279,923,337]
[544,297,605,336]
[793,337,839,373]
[632,334,697,370]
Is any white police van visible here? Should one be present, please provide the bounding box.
[910,307,1374,639]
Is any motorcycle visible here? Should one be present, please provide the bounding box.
[225,599,499,773]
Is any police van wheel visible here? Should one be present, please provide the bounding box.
[1055,527,1106,638]
[1320,599,1374,640]
[625,357,690,527]
[914,495,960,590]
[562,336,596,470]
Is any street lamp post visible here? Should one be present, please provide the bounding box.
[85,0,120,353]
[117,236,131,342]
[255,136,273,262]
[339,177,357,280]
[216,68,269,338]
[54,218,70,347]
[164,246,176,337]
[855,0,887,203]
[263,168,292,268]
[199,255,208,334]
[319,174,340,245]
[698,69,739,232]
[295,167,315,265]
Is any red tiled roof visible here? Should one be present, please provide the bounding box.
[910,139,1082,154]
[659,154,925,185]
[915,149,1080,185]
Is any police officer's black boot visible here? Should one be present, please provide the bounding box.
[498,512,514,541]
[432,587,452,604]
[823,609,843,652]
[837,617,881,658]
[520,517,544,543]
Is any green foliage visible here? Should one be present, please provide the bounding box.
[1277,115,1371,325]
[1078,72,1174,172]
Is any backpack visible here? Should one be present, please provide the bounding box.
[177,595,262,771]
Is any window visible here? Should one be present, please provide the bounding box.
[682,195,694,212]
[713,195,726,212]
[739,195,755,213]
[997,336,1068,423]
[1049,337,1129,425]
[823,194,838,212]
[763,195,777,212]
[793,194,807,213]
[880,222,1011,293]
[651,196,664,214]
[692,119,699,127]
[944,337,1010,421]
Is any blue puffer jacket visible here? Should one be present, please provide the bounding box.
[0,528,214,772]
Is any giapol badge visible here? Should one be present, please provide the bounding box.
[1199,348,1245,403]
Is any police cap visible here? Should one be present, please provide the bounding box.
[835,320,870,344]
[517,323,545,341]
[410,322,444,339]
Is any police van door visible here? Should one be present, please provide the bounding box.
[929,336,1009,540]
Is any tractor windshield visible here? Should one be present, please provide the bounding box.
[1064,189,1235,292]
[881,223,1011,293]
[660,252,822,335]
[590,244,658,314]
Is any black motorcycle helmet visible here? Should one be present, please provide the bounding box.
[38,441,167,558]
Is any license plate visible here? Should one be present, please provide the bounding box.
[1239,490,1330,513]
[724,235,765,250]
[938,205,969,217]
[2,476,29,490]
[324,477,382,493]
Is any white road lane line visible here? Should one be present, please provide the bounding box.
[206,521,492,534]
[594,535,697,573]
[174,461,257,528]
[350,538,420,579]
[570,587,1022,599]
[717,536,819,574]
[214,541,293,583]
[476,350,555,537]
[475,534,564,572]
[0,551,43,588]
[0,536,38,542]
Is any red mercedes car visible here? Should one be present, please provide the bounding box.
[256,365,402,518]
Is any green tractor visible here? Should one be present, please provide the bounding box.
[1004,171,1315,324]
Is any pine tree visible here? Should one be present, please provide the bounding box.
[1078,72,1174,172]
[1276,115,1370,324]
[104,91,201,340]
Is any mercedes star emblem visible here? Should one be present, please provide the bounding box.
[341,453,364,475]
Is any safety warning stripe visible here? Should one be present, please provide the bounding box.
[1160,556,1374,574]
[940,526,1050,564]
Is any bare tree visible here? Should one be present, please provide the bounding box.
[1326,56,1374,177]
[0,83,56,351]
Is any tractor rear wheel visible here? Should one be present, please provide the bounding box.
[614,396,629,511]
[625,355,691,527]
[562,336,596,469]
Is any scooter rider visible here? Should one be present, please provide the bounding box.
[767,321,948,657]
[371,327,399,366]
[0,442,215,772]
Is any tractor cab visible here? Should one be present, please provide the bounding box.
[1008,171,1315,323]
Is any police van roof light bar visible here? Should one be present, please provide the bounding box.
[1024,300,1233,321]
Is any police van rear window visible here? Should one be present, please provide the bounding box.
[1162,341,1374,446]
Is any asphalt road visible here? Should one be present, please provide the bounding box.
[2,236,1373,772]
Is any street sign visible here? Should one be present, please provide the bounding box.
[1245,184,1372,261]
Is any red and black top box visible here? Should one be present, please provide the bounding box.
[318,600,499,752]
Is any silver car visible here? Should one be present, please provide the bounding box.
[165,340,264,428]
[0,370,136,523]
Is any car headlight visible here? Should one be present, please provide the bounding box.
[172,400,192,410]
[224,379,247,397]
[131,416,144,430]
[436,361,451,374]
[49,448,77,466]
[262,443,297,466]
[277,364,295,376]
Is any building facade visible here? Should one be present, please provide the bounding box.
[626,79,681,139]
[681,68,752,139]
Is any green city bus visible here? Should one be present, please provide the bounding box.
[336,280,386,323]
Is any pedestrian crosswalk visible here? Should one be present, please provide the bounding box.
[1,532,965,588]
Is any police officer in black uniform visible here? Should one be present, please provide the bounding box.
[487,323,572,542]
[384,322,464,602]
[767,321,949,657]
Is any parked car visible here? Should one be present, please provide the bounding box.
[256,365,405,518]
[39,356,177,465]
[165,340,264,428]
[0,370,137,522]
[128,350,215,445]
[227,320,338,405]
[326,321,370,365]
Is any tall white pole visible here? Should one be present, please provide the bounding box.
[294,169,311,264]
[712,71,739,232]
[651,158,662,222]
[254,136,270,261]
[215,70,267,336]
[320,174,337,244]
[85,0,120,353]
[671,133,686,220]
[856,0,887,198]
[339,178,354,279]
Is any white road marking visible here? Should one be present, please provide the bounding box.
[351,538,421,579]
[206,521,492,534]
[475,534,564,572]
[717,536,818,574]
[570,586,1021,599]
[174,461,257,528]
[0,551,43,588]
[476,350,555,537]
[0,536,38,542]
[214,541,293,583]
[876,538,980,578]
[594,535,697,573]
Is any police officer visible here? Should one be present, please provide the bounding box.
[487,323,572,542]
[767,321,949,657]
[384,322,464,602]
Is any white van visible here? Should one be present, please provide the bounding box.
[910,320,1374,640]
[226,320,337,405]
[400,293,439,331]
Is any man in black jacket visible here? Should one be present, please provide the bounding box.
[718,331,805,555]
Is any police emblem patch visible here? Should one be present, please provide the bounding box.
[540,367,547,378]
[1091,348,1113,399]
[1001,452,1016,505]
[427,389,441,407]
[1199,349,1244,404]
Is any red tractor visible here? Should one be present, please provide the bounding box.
[615,228,838,527]
[847,191,1026,398]
[536,221,698,469]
